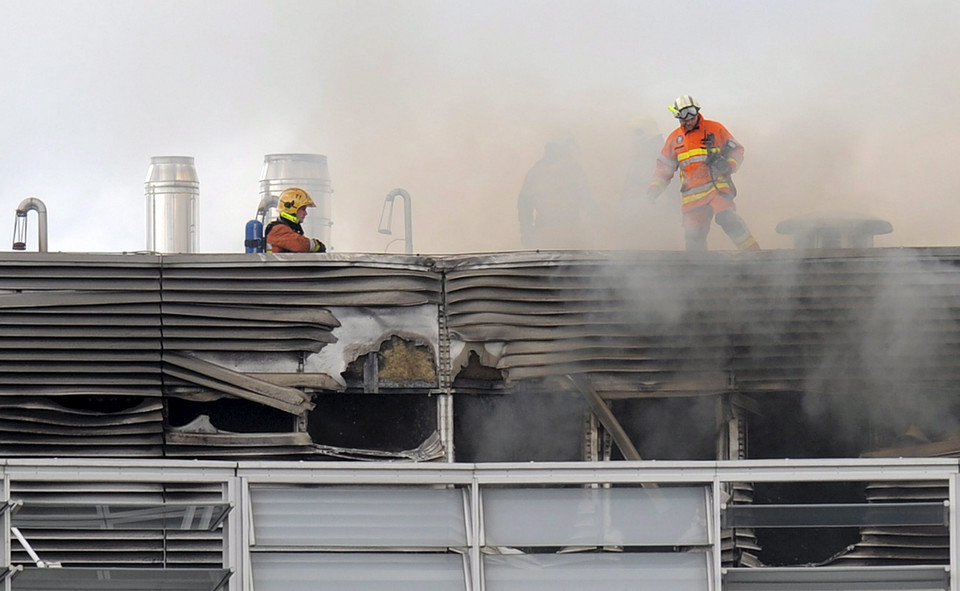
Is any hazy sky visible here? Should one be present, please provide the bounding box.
[1,0,957,254]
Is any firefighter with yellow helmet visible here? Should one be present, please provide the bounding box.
[264,188,326,253]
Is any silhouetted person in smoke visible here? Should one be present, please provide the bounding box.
[518,135,593,249]
[616,115,682,248]
[621,115,664,203]
[647,95,760,251]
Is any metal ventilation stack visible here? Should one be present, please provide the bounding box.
[145,156,199,253]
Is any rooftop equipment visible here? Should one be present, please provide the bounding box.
[145,156,199,253]
[378,188,413,254]
[12,197,48,252]
[777,213,892,249]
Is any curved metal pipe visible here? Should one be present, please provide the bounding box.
[377,188,413,254]
[13,197,48,252]
[255,193,278,223]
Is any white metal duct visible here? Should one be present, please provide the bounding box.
[145,156,199,254]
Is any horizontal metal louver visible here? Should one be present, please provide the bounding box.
[4,248,960,463]
[0,256,165,457]
[444,250,960,396]
[0,252,443,459]
[8,481,226,568]
[825,481,952,566]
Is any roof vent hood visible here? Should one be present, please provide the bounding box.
[777,213,893,249]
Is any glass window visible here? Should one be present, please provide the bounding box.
[11,502,231,531]
[484,552,710,591]
[722,502,948,528]
[251,486,467,548]
[483,486,709,547]
[252,553,466,591]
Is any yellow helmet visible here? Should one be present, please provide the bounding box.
[276,187,315,215]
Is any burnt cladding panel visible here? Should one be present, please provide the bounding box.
[307,393,437,452]
[610,397,717,460]
[750,480,865,566]
[167,398,295,433]
[454,390,586,462]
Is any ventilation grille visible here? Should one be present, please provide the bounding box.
[0,255,164,457]
[8,480,225,568]
[825,481,950,566]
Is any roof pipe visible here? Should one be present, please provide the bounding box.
[378,188,413,254]
[13,197,48,252]
[254,193,278,226]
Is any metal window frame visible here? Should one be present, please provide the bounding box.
[0,458,956,591]
[226,457,960,591]
[0,460,239,591]
[722,564,950,591]
[8,566,232,591]
[1,476,10,591]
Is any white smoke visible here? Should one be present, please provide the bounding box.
[0,1,957,254]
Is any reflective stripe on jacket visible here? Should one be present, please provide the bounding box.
[649,117,744,212]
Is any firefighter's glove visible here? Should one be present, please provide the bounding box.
[310,238,326,253]
[710,156,732,175]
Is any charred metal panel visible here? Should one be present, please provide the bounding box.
[0,255,162,458]
[341,335,437,390]
[1,249,960,470]
[443,250,960,403]
[163,353,313,415]
[157,255,442,459]
[314,305,440,391]
[0,253,445,459]
[306,393,438,455]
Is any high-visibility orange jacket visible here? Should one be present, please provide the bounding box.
[265,216,325,253]
[648,116,744,212]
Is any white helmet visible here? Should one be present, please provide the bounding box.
[669,95,701,120]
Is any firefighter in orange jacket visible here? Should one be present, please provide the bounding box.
[265,187,326,253]
[647,96,760,251]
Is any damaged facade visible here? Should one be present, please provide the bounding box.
[0,248,958,590]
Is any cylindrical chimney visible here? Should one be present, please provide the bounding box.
[145,156,199,253]
[259,154,332,247]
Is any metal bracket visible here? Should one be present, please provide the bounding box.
[11,527,60,568]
